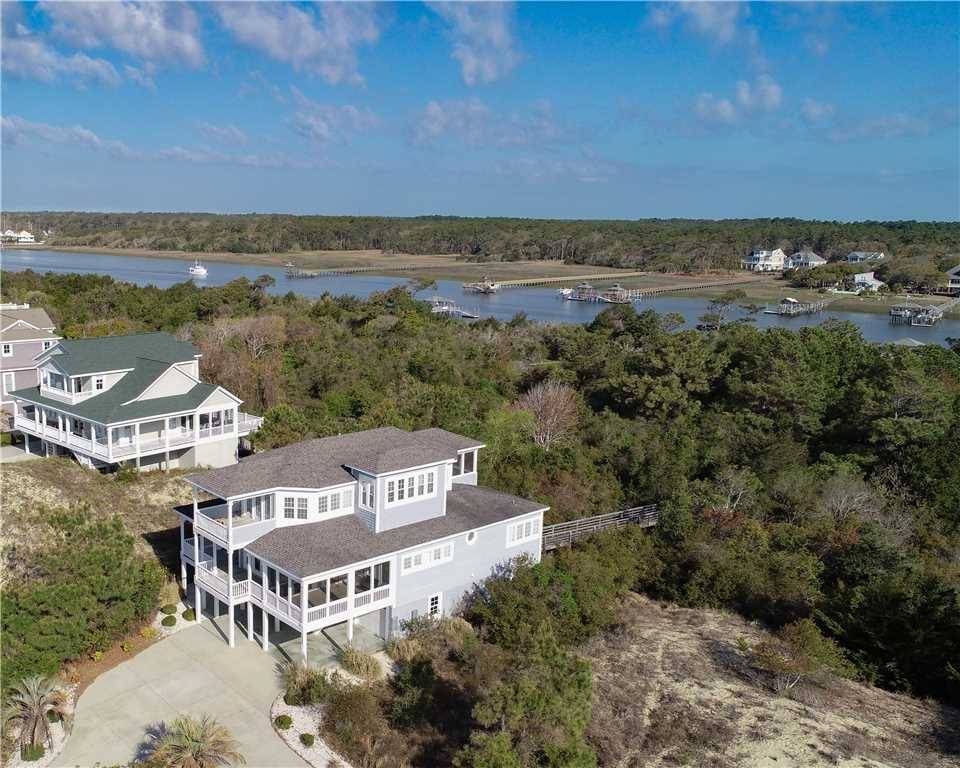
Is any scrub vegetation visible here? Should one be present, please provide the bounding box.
[1,269,959,766]
[5,211,959,276]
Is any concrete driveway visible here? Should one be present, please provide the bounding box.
[54,618,307,767]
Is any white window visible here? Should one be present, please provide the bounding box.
[361,481,374,509]
[2,372,14,396]
[428,593,442,617]
[385,469,438,507]
[284,497,296,519]
[401,541,454,574]
[342,488,353,509]
[297,498,308,520]
[330,492,341,511]
[463,451,475,473]
[507,516,541,547]
[1,343,11,357]
[318,495,328,515]
[95,377,104,391]
[452,454,462,476]
[43,341,52,350]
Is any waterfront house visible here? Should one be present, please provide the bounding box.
[1,304,60,417]
[175,426,547,656]
[785,250,827,270]
[853,271,885,293]
[9,332,261,469]
[16,230,36,244]
[741,248,787,272]
[847,251,886,263]
[947,264,960,294]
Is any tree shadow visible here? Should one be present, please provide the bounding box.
[929,701,960,756]
[133,720,167,764]
[142,526,181,576]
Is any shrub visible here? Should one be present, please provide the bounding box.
[390,658,437,726]
[385,637,423,664]
[114,464,139,484]
[161,616,176,628]
[0,509,164,688]
[439,616,475,648]
[279,661,332,706]
[181,608,196,621]
[160,604,177,615]
[21,743,45,761]
[739,618,853,696]
[340,646,382,680]
[90,650,103,663]
[324,683,388,755]
[299,733,315,748]
[120,641,132,653]
[140,626,159,640]
[274,714,293,730]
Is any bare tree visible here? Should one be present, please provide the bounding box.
[818,473,880,524]
[515,380,578,452]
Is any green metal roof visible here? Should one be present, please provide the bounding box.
[12,379,221,424]
[40,332,198,376]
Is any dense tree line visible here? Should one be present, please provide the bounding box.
[5,211,959,273]
[2,270,958,712]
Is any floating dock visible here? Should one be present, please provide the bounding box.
[431,297,479,319]
[462,278,501,294]
[889,297,960,327]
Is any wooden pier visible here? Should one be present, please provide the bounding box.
[889,297,960,326]
[542,504,659,551]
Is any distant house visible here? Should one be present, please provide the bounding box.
[2,229,17,242]
[10,332,261,470]
[785,250,827,270]
[1,304,60,416]
[741,248,786,272]
[16,230,36,244]
[947,264,960,294]
[847,251,885,264]
[853,271,885,292]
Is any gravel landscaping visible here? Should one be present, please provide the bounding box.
[270,694,352,768]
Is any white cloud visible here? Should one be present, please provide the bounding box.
[40,1,204,67]
[1,33,121,87]
[198,122,248,145]
[289,87,379,144]
[216,2,381,86]
[693,93,738,126]
[649,2,746,46]
[412,98,573,148]
[735,74,782,111]
[494,157,617,185]
[427,2,521,86]
[800,97,835,123]
[694,74,782,127]
[2,114,327,170]
[124,63,156,90]
[1,115,135,157]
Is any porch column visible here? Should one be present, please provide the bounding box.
[107,424,114,462]
[300,579,308,661]
[347,569,355,643]
[273,568,280,632]
[261,565,269,651]
[23,434,30,455]
[246,556,254,642]
[134,422,140,469]
[227,546,235,648]
[65,415,71,446]
[179,520,187,589]
[193,490,202,623]
[164,417,170,471]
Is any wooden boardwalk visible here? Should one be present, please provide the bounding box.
[542,504,659,551]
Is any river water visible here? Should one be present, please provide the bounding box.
[3,248,959,346]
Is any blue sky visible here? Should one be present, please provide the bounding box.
[2,1,957,220]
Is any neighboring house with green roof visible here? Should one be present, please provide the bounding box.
[1,303,61,416]
[10,332,261,470]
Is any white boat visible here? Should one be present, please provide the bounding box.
[188,260,208,278]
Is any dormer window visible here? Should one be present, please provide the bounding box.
[95,377,104,391]
[386,469,437,507]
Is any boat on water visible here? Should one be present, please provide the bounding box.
[599,284,635,304]
[431,297,479,319]
[463,277,501,294]
[561,282,596,301]
[188,259,208,278]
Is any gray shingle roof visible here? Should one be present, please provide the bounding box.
[187,427,468,496]
[0,307,55,332]
[245,484,546,577]
[40,332,197,376]
[413,427,485,452]
[0,327,59,342]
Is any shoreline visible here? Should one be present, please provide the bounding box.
[5,246,958,319]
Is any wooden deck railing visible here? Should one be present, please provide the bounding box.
[542,504,659,551]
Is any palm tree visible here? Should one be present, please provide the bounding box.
[149,715,246,768]
[4,674,73,752]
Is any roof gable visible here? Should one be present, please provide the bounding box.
[38,332,198,376]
